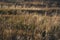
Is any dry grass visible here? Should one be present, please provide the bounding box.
[0,13,60,40]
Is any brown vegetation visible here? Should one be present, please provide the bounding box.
[0,14,60,40]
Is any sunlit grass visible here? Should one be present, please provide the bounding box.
[0,13,60,40]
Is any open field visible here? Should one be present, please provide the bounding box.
[0,1,60,40]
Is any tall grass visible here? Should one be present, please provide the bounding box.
[0,14,60,40]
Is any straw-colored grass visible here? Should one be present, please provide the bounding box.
[0,13,60,40]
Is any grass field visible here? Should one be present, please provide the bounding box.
[0,13,60,40]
